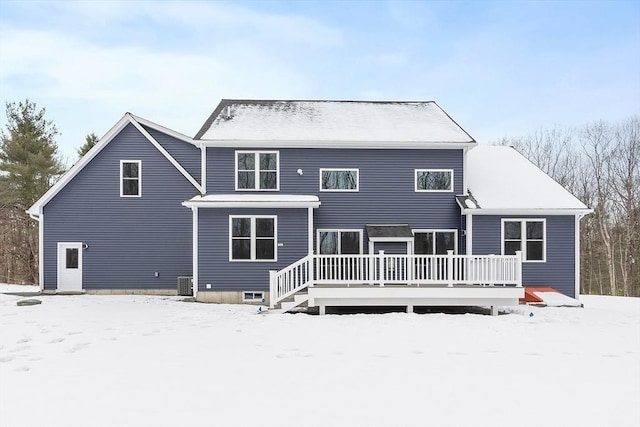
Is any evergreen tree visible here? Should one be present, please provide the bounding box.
[77,132,99,158]
[0,99,65,284]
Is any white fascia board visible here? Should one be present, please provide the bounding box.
[460,208,594,216]
[368,236,414,242]
[182,200,321,209]
[129,114,197,146]
[128,116,204,194]
[200,140,476,150]
[28,114,133,216]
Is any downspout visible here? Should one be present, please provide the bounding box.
[575,213,585,300]
[466,213,473,256]
[199,143,207,194]
[192,206,199,299]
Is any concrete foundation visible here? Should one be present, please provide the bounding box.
[196,291,269,305]
[85,289,178,296]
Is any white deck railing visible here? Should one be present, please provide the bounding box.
[270,251,522,308]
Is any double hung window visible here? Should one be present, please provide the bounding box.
[236,151,279,190]
[502,219,545,262]
[120,160,141,197]
[230,216,277,261]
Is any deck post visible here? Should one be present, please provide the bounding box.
[490,305,499,316]
[319,305,326,315]
[378,250,385,287]
[447,250,454,287]
[406,305,413,313]
[308,254,314,287]
[269,270,277,309]
[515,251,523,287]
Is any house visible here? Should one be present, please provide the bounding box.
[27,100,591,314]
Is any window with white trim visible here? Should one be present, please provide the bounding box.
[415,169,453,192]
[230,216,277,261]
[317,229,363,254]
[413,230,458,254]
[502,219,545,262]
[236,151,279,191]
[120,160,141,197]
[242,291,264,302]
[320,169,359,191]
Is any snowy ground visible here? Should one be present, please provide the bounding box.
[0,285,638,427]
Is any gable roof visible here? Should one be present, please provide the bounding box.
[28,113,202,216]
[464,146,591,214]
[194,99,475,147]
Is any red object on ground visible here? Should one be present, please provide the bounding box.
[521,287,561,303]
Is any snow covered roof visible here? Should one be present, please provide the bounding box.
[465,146,591,214]
[182,194,320,208]
[195,100,475,147]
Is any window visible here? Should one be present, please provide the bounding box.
[66,248,79,269]
[502,219,545,262]
[320,169,359,191]
[120,160,141,197]
[413,230,458,254]
[415,169,453,192]
[230,216,277,261]
[242,291,265,302]
[236,151,279,191]
[317,230,363,254]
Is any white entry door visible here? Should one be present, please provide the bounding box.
[57,242,83,292]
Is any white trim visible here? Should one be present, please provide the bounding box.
[501,218,546,263]
[235,151,280,192]
[120,160,142,197]
[463,146,468,195]
[466,214,473,256]
[201,140,476,150]
[308,207,314,255]
[28,113,202,215]
[229,215,278,262]
[415,169,454,192]
[575,214,581,299]
[461,208,593,216]
[192,207,198,298]
[129,113,197,146]
[200,145,207,194]
[182,194,320,209]
[319,168,360,192]
[412,229,459,255]
[242,291,265,302]
[367,236,413,242]
[128,117,204,194]
[316,229,364,255]
[38,210,44,291]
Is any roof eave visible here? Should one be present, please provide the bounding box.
[198,139,477,149]
[460,208,594,216]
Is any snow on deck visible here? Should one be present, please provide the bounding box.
[200,100,474,142]
[1,293,638,427]
[467,146,589,211]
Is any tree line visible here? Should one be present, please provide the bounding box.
[1,99,638,296]
[0,100,96,284]
[494,117,639,297]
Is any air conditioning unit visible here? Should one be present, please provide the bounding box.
[177,276,193,296]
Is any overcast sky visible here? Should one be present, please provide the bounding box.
[1,0,639,163]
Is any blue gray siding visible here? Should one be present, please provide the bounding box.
[143,125,201,183]
[199,148,465,291]
[43,123,196,290]
[198,208,308,291]
[472,215,576,297]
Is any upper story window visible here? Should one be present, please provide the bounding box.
[413,230,457,255]
[230,216,277,261]
[415,169,453,192]
[236,151,279,191]
[317,229,363,254]
[502,219,545,262]
[120,160,141,197]
[320,169,359,192]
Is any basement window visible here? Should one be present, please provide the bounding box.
[243,291,264,302]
